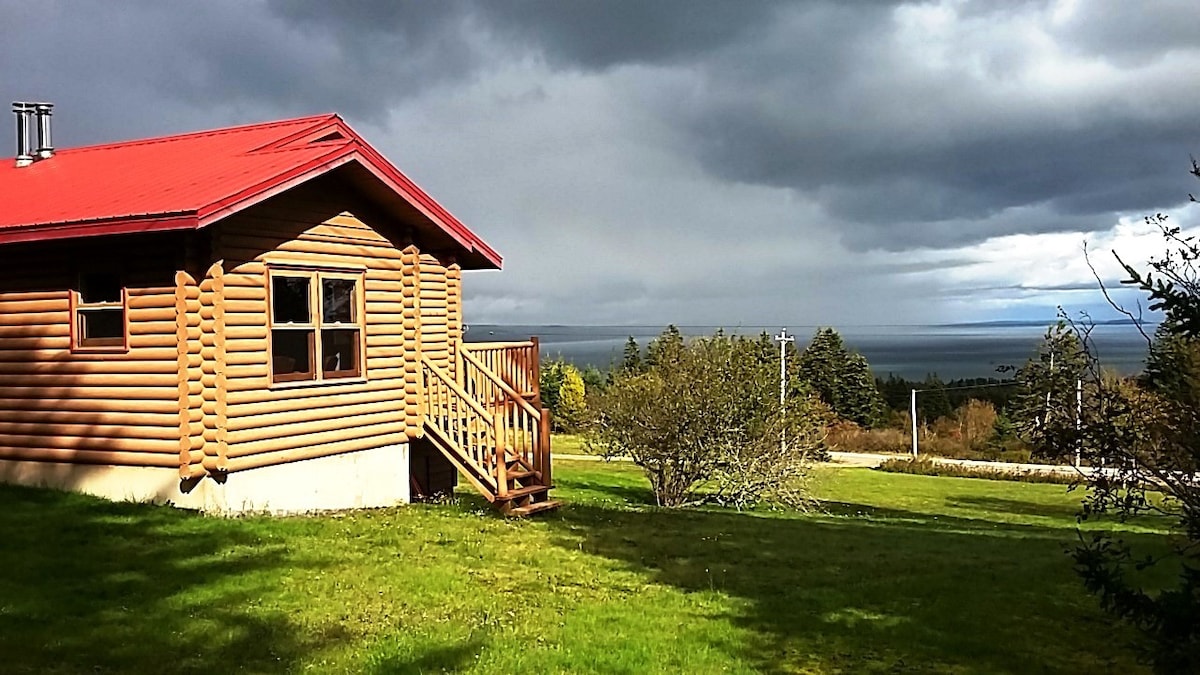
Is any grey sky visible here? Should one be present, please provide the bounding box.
[3,0,1199,326]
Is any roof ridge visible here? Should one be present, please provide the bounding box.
[47,113,340,156]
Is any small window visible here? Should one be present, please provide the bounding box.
[73,271,127,351]
[269,269,363,384]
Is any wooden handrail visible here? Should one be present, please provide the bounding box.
[463,341,536,350]
[421,355,491,419]
[460,340,540,400]
[460,347,541,419]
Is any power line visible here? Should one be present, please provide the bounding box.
[909,380,1019,459]
[910,381,1018,393]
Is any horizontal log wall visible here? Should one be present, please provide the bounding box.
[0,233,187,467]
[214,177,435,469]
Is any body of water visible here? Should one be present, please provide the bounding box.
[466,323,1152,381]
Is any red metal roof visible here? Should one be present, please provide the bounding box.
[0,114,501,268]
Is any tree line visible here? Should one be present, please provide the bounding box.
[540,324,1041,463]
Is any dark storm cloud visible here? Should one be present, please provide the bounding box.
[11,1,1195,249]
[404,0,1200,251]
[469,0,800,69]
[1,1,484,145]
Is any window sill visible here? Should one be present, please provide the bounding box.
[268,376,368,391]
[70,345,131,355]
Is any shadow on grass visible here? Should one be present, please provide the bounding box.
[544,498,1158,674]
[944,494,1087,520]
[553,472,657,506]
[0,484,332,674]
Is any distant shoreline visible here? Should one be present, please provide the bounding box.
[466,323,1150,380]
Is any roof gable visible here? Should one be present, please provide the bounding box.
[0,115,500,268]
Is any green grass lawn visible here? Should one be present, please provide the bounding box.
[0,459,1171,674]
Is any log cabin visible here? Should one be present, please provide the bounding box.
[0,104,556,515]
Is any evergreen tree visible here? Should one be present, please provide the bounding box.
[918,374,952,424]
[1140,320,1200,453]
[877,373,912,412]
[582,365,607,392]
[645,325,684,368]
[1143,320,1200,406]
[539,358,565,415]
[620,336,643,374]
[797,327,886,427]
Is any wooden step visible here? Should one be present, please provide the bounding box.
[508,499,563,517]
[497,484,549,502]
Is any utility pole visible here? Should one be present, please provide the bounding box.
[1075,378,1082,468]
[1042,349,1055,427]
[775,328,794,406]
[775,328,794,453]
[910,389,918,458]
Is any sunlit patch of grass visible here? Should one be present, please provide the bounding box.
[550,433,587,455]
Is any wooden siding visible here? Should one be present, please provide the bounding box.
[0,233,187,468]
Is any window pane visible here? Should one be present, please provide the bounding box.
[322,278,356,324]
[272,329,314,379]
[79,308,124,341]
[273,276,311,324]
[321,329,360,376]
[80,273,122,303]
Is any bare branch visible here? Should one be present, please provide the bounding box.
[1085,241,1153,345]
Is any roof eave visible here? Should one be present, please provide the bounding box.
[0,212,199,246]
[343,150,503,270]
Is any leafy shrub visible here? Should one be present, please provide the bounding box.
[555,364,588,433]
[827,416,1039,464]
[541,359,589,433]
[587,328,831,508]
[825,423,908,454]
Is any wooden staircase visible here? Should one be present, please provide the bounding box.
[419,341,559,516]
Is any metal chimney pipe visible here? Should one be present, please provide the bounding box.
[12,102,34,167]
[34,103,53,159]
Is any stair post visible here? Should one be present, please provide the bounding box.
[493,411,508,498]
[529,336,541,406]
[539,407,552,489]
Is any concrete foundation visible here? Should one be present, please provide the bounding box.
[0,443,410,515]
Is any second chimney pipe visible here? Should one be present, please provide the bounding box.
[34,103,53,158]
